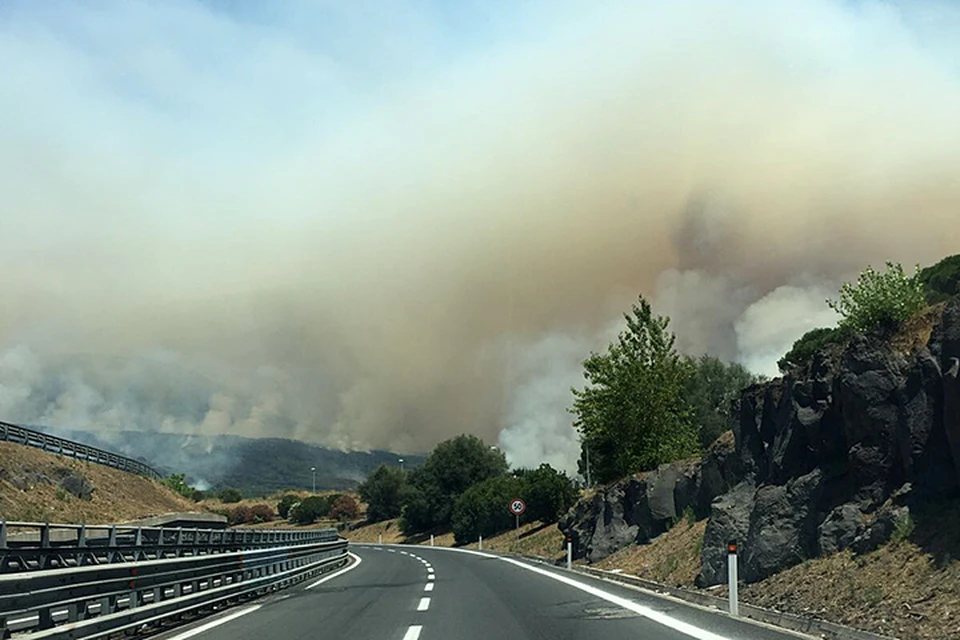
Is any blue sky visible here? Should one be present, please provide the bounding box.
[1,0,959,470]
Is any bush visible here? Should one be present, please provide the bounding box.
[277,494,300,519]
[451,475,524,545]
[328,495,360,521]
[226,505,252,525]
[827,262,926,333]
[249,504,275,523]
[777,326,852,372]
[219,487,243,503]
[288,494,343,525]
[514,464,578,524]
[163,473,194,499]
[191,489,206,502]
[919,254,960,303]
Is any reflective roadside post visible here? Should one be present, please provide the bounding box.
[478,535,483,551]
[430,534,434,547]
[566,536,572,570]
[378,533,382,546]
[727,540,739,617]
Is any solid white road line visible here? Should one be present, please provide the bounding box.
[498,558,733,640]
[424,582,434,592]
[306,553,363,589]
[402,625,423,640]
[164,605,262,640]
[417,597,431,611]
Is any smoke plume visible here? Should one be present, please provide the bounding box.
[2,1,959,473]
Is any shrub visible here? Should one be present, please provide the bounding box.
[226,505,252,525]
[328,495,360,521]
[891,512,915,545]
[289,495,331,525]
[827,262,926,333]
[219,487,243,503]
[778,326,852,372]
[919,254,960,303]
[249,504,275,523]
[163,473,194,499]
[191,489,206,502]
[277,494,300,519]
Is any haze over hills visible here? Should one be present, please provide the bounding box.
[30,425,423,497]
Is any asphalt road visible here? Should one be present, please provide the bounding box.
[155,544,810,640]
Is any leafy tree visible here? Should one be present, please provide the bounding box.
[827,262,926,333]
[218,487,243,503]
[162,473,194,499]
[514,464,578,523]
[359,465,409,523]
[571,296,699,485]
[919,254,960,303]
[329,494,360,521]
[777,326,852,373]
[400,435,507,535]
[684,355,760,449]
[290,495,331,525]
[277,494,300,519]
[451,475,524,544]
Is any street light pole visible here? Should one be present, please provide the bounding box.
[399,458,404,472]
[311,466,316,493]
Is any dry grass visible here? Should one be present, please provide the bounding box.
[891,302,947,356]
[593,518,706,587]
[0,442,197,523]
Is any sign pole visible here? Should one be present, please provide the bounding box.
[515,514,520,540]
[727,540,739,617]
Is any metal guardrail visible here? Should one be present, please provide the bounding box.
[0,524,348,639]
[0,522,339,573]
[0,422,161,480]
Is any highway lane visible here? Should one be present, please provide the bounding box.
[154,544,811,640]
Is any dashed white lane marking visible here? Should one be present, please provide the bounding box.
[424,582,434,592]
[402,625,423,640]
[417,597,431,611]
[306,553,363,589]
[165,605,262,640]
[388,549,396,553]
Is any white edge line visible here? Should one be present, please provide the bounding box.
[402,625,423,640]
[164,604,263,640]
[417,597,431,611]
[306,552,363,589]
[498,557,733,640]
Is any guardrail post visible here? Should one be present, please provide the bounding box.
[108,526,117,563]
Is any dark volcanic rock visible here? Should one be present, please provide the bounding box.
[699,480,755,586]
[58,473,94,500]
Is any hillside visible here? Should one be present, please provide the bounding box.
[0,442,197,523]
[30,427,425,497]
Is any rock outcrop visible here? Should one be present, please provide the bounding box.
[559,434,742,562]
[699,297,960,585]
[559,297,960,584]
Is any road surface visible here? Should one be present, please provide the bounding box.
[155,544,809,640]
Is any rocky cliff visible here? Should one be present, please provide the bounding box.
[560,297,960,586]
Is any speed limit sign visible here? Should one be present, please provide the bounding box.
[509,498,526,516]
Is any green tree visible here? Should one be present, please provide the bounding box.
[777,326,852,372]
[919,254,960,303]
[400,434,507,535]
[451,475,524,544]
[571,296,698,485]
[359,465,409,523]
[684,355,760,449]
[277,494,300,519]
[514,464,578,524]
[218,487,243,503]
[827,262,926,333]
[162,473,193,499]
[289,495,331,525]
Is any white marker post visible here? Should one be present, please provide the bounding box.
[378,533,382,546]
[430,534,434,547]
[566,537,572,570]
[478,535,483,551]
[727,540,739,617]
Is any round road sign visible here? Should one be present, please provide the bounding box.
[509,498,526,516]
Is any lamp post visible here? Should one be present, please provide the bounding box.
[399,458,404,472]
[311,466,316,493]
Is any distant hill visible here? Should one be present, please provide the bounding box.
[29,426,424,497]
